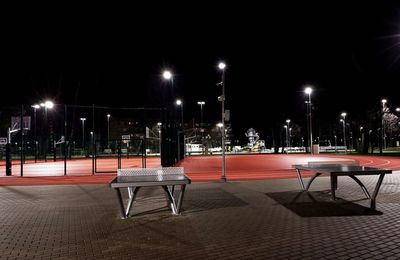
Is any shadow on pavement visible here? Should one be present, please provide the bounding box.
[266,190,382,217]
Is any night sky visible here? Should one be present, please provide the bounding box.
[2,3,400,143]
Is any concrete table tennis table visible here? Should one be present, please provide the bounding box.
[110,167,191,219]
[292,161,392,210]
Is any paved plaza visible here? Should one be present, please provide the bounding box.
[2,174,400,259]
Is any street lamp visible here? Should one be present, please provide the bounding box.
[42,100,54,162]
[341,112,347,154]
[218,61,227,182]
[286,119,291,152]
[382,99,387,151]
[284,125,288,154]
[107,114,111,148]
[304,87,313,154]
[197,101,205,128]
[80,118,86,149]
[31,104,40,162]
[176,99,183,127]
[334,135,337,153]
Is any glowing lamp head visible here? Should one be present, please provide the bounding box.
[162,70,172,80]
[305,87,313,95]
[381,99,387,104]
[341,112,347,117]
[32,104,40,109]
[286,119,291,124]
[218,62,226,70]
[217,123,223,128]
[176,99,182,106]
[45,101,54,109]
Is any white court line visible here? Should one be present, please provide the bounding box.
[371,160,392,168]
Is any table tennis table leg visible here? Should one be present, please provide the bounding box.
[176,184,187,214]
[114,188,127,219]
[330,175,337,200]
[125,187,140,217]
[370,173,386,210]
[162,185,178,215]
[295,169,306,191]
[348,175,371,199]
[305,173,322,191]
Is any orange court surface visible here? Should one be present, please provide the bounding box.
[1,154,400,186]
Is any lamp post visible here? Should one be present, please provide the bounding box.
[218,62,227,182]
[43,100,54,162]
[197,101,205,128]
[284,125,288,154]
[176,99,183,127]
[161,70,173,166]
[381,99,387,152]
[31,104,40,162]
[286,119,291,153]
[305,87,313,154]
[334,135,337,153]
[341,112,347,154]
[80,118,86,150]
[107,114,111,148]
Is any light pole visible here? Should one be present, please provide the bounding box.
[161,70,173,166]
[31,104,40,162]
[197,101,205,128]
[284,125,288,154]
[176,99,183,127]
[286,119,291,152]
[341,112,347,154]
[305,87,313,154]
[107,114,111,148]
[157,122,162,155]
[334,135,337,153]
[43,101,54,162]
[381,99,387,151]
[218,62,227,182]
[80,118,86,150]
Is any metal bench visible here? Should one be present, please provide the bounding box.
[110,167,191,219]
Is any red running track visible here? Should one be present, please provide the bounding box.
[1,154,400,186]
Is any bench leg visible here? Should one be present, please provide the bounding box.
[370,174,386,210]
[176,184,187,214]
[162,185,178,214]
[114,188,127,219]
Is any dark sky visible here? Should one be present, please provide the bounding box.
[2,3,400,142]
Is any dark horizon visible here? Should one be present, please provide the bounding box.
[2,3,400,144]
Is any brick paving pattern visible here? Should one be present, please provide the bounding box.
[1,174,400,259]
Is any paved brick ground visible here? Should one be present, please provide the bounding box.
[1,174,400,259]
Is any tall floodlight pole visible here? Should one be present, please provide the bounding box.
[43,101,54,162]
[286,119,291,153]
[305,87,313,154]
[218,62,227,182]
[197,101,205,128]
[381,99,387,152]
[80,118,86,150]
[162,70,173,166]
[31,104,40,162]
[341,112,347,154]
[284,125,288,154]
[176,99,183,127]
[107,114,111,148]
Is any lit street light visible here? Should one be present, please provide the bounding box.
[304,87,313,153]
[197,101,205,128]
[176,99,183,127]
[286,119,291,152]
[31,104,40,162]
[107,114,111,148]
[218,62,227,182]
[382,99,387,151]
[80,118,86,149]
[284,125,288,154]
[341,112,347,154]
